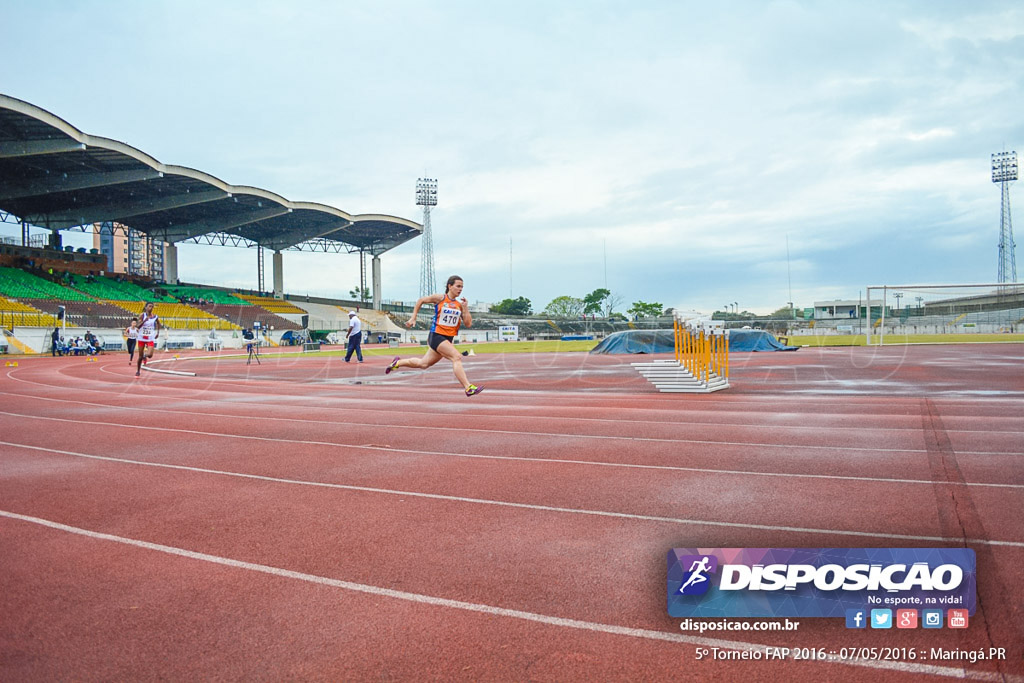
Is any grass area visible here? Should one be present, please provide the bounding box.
[211,334,1024,361]
[788,333,1024,347]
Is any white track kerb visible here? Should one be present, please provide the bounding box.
[634,313,730,393]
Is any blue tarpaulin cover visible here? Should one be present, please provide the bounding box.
[589,329,799,354]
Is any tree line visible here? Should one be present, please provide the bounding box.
[490,288,665,319]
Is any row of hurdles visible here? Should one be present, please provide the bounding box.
[633,314,730,393]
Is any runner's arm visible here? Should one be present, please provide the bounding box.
[407,294,443,327]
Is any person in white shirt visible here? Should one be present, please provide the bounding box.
[344,311,363,362]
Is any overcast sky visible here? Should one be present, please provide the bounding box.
[2,1,1023,314]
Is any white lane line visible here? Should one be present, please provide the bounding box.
[0,509,1016,682]
[8,362,1024,421]
[9,382,1024,437]
[141,365,197,377]
[1,406,1022,490]
[0,403,1019,463]
[3,401,1024,489]
[14,362,1024,436]
[3,441,1023,548]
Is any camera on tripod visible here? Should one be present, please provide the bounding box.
[244,322,261,365]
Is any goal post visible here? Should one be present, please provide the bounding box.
[864,282,1024,345]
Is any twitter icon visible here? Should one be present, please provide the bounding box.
[870,609,893,629]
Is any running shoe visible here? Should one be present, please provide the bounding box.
[465,384,483,396]
[135,370,140,377]
[385,356,400,374]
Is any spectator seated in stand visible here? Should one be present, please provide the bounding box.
[83,331,103,355]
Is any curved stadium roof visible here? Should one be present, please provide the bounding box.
[0,94,421,254]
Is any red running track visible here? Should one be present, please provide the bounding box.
[1,343,1022,681]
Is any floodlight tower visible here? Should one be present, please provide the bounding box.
[416,178,438,298]
[992,151,1018,283]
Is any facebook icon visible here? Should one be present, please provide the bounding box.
[845,609,867,629]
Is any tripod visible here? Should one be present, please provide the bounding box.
[246,341,261,365]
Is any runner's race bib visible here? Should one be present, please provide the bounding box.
[438,303,462,327]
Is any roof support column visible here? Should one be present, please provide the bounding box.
[273,250,284,299]
[165,243,179,285]
[257,247,265,295]
[372,255,382,311]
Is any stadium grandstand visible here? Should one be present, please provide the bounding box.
[0,93,421,330]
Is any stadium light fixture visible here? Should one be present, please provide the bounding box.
[416,178,438,298]
[992,151,1018,183]
[992,151,1018,284]
[415,178,438,206]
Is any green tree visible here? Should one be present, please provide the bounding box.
[603,292,623,318]
[490,296,533,315]
[768,305,799,319]
[544,295,585,317]
[582,288,611,315]
[627,301,664,318]
[349,286,370,302]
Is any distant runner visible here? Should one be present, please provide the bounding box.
[385,275,482,396]
[124,317,139,365]
[135,302,160,377]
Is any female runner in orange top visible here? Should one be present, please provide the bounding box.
[386,275,482,396]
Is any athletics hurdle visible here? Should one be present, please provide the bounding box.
[632,314,730,393]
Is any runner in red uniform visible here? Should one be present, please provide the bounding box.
[386,275,482,396]
[135,302,160,377]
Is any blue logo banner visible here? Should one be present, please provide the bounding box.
[667,548,976,618]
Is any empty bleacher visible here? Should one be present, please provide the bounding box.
[20,299,132,329]
[235,294,307,315]
[192,303,301,331]
[117,301,238,331]
[0,267,94,302]
[0,296,62,328]
[69,275,174,303]
[164,285,253,306]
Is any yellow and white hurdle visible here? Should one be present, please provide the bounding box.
[632,314,730,393]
